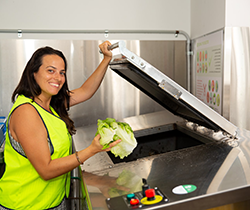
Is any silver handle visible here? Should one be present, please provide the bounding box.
[99,42,119,54]
[108,42,119,51]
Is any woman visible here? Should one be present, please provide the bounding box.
[0,41,121,210]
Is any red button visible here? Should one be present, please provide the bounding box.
[130,198,139,205]
[145,189,155,198]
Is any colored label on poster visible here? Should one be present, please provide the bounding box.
[194,30,223,114]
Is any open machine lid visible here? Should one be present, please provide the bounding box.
[108,41,238,137]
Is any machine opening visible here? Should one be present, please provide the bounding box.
[107,129,205,164]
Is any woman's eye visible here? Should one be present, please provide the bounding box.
[60,72,66,75]
[48,69,54,73]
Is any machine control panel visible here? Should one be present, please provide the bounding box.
[106,187,168,210]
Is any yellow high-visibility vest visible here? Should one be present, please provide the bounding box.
[0,95,72,210]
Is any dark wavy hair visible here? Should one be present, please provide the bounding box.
[12,46,76,135]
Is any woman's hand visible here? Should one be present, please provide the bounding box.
[99,41,112,59]
[89,134,121,154]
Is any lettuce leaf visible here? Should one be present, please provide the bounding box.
[96,118,137,159]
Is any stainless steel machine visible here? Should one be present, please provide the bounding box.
[73,41,250,210]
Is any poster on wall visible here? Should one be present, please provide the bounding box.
[194,30,223,114]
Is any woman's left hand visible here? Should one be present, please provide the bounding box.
[90,134,121,153]
[99,41,113,58]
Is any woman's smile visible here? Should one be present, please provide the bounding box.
[49,82,60,88]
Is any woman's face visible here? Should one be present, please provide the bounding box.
[34,54,66,98]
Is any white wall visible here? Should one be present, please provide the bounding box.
[190,0,225,39]
[2,0,250,41]
[0,0,191,40]
[191,0,250,39]
[225,0,250,27]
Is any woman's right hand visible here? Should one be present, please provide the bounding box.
[99,41,113,59]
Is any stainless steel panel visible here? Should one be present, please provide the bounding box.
[224,27,250,131]
[0,40,186,127]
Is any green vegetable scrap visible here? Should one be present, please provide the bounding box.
[96,118,137,159]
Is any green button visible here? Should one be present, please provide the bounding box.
[127,193,135,200]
